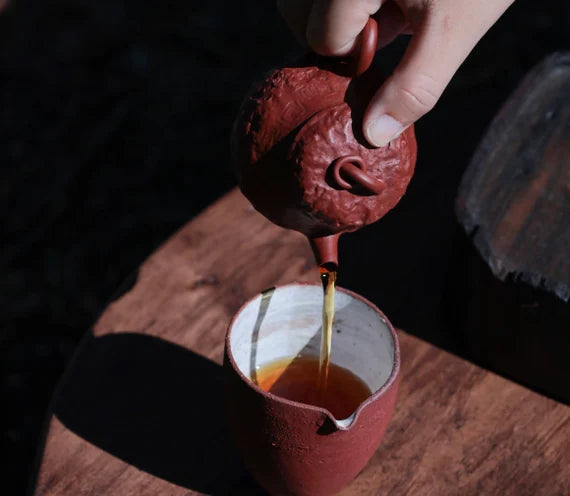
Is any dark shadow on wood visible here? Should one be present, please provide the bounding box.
[443,226,570,405]
[48,332,265,495]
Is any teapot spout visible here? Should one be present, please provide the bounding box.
[310,234,340,270]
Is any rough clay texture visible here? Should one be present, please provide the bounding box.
[293,103,416,232]
[232,58,417,238]
[224,336,399,496]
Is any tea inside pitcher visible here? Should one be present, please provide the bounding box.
[255,355,371,419]
[253,260,365,419]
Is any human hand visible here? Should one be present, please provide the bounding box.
[278,0,515,147]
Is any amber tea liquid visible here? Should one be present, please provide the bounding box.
[255,355,371,419]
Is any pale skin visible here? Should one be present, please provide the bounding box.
[277,0,515,147]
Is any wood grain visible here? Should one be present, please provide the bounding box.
[456,51,570,301]
[33,190,569,495]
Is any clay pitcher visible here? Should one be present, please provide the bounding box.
[231,19,417,268]
[224,283,400,495]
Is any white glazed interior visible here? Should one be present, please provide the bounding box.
[229,285,396,410]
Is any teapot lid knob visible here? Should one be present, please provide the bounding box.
[332,156,385,195]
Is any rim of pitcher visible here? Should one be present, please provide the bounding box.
[225,281,401,431]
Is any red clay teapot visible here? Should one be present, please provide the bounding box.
[231,19,417,268]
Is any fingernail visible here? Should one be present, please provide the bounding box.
[366,114,404,147]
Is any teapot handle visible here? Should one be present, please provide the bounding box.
[354,18,378,76]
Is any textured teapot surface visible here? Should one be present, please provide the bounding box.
[231,57,417,239]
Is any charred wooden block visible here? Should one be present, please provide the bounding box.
[454,52,570,402]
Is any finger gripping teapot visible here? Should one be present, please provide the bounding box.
[231,19,417,268]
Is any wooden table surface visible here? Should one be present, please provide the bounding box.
[32,190,569,495]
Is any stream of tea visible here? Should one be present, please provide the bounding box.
[318,266,337,397]
[255,265,371,419]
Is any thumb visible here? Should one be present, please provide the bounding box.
[363,0,514,147]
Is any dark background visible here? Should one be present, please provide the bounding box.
[1,0,568,493]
